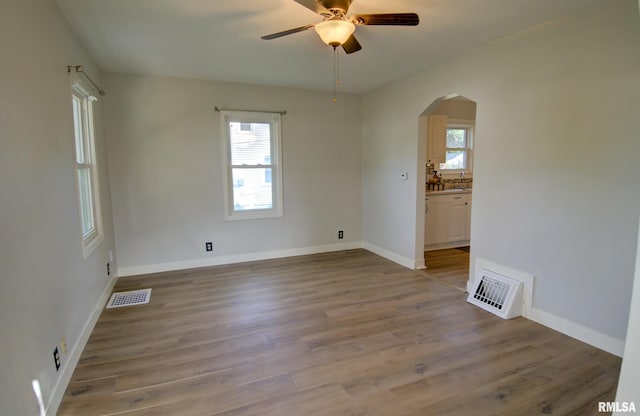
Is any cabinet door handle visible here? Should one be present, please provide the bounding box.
[454,196,462,199]
[465,202,468,205]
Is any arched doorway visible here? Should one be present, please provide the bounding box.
[418,94,477,291]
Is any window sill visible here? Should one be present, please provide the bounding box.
[225,209,283,221]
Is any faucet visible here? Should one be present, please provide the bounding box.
[457,172,465,188]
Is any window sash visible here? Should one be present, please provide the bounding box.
[221,111,282,220]
[446,127,468,149]
[442,124,473,171]
[72,91,94,164]
[444,149,468,170]
[72,95,86,163]
[71,81,102,254]
[77,166,96,238]
[230,166,274,211]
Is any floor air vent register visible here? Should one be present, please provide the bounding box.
[467,269,523,319]
[106,289,152,309]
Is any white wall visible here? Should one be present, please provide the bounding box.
[615,216,640,409]
[0,2,635,414]
[0,0,117,414]
[362,0,640,352]
[103,73,362,275]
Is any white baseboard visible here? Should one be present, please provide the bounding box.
[468,257,624,356]
[362,242,419,270]
[118,242,425,277]
[118,242,364,277]
[530,307,625,357]
[424,240,470,252]
[44,246,624,416]
[46,273,118,416]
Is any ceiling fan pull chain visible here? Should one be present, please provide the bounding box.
[333,45,338,103]
[336,47,341,87]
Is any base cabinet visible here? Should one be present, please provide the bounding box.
[448,196,468,241]
[425,193,471,247]
[425,196,450,245]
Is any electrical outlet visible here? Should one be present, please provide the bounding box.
[107,262,111,276]
[205,242,213,252]
[53,347,61,371]
[338,230,344,239]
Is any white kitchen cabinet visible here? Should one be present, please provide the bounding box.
[427,114,447,166]
[425,192,471,247]
[465,197,472,241]
[425,195,450,245]
[447,195,468,241]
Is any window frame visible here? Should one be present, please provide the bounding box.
[71,80,103,257]
[441,119,474,173]
[220,110,283,221]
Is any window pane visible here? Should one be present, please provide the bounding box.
[229,122,271,165]
[72,95,85,164]
[444,150,467,170]
[77,168,95,237]
[232,168,273,211]
[446,128,466,148]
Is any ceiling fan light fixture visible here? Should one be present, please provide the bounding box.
[315,19,355,46]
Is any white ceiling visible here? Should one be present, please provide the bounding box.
[54,0,605,93]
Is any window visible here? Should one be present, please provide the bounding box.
[221,111,283,220]
[441,122,473,171]
[71,81,103,256]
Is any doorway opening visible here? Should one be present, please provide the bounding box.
[418,94,477,291]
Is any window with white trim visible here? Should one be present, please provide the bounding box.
[71,82,103,256]
[441,122,473,171]
[221,111,283,220]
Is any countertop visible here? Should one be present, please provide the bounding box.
[426,188,472,196]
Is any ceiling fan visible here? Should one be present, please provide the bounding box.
[261,0,419,54]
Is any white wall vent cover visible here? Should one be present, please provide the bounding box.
[467,269,523,319]
[106,289,151,309]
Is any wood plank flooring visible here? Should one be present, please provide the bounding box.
[58,249,621,415]
[424,247,471,291]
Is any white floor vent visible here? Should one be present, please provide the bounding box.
[467,269,522,319]
[106,289,151,309]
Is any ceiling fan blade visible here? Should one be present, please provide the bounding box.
[341,34,362,54]
[351,13,419,26]
[293,0,331,16]
[261,24,315,40]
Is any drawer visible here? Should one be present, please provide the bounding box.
[426,193,470,204]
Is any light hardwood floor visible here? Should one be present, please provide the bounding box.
[58,249,620,415]
[424,247,471,291]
